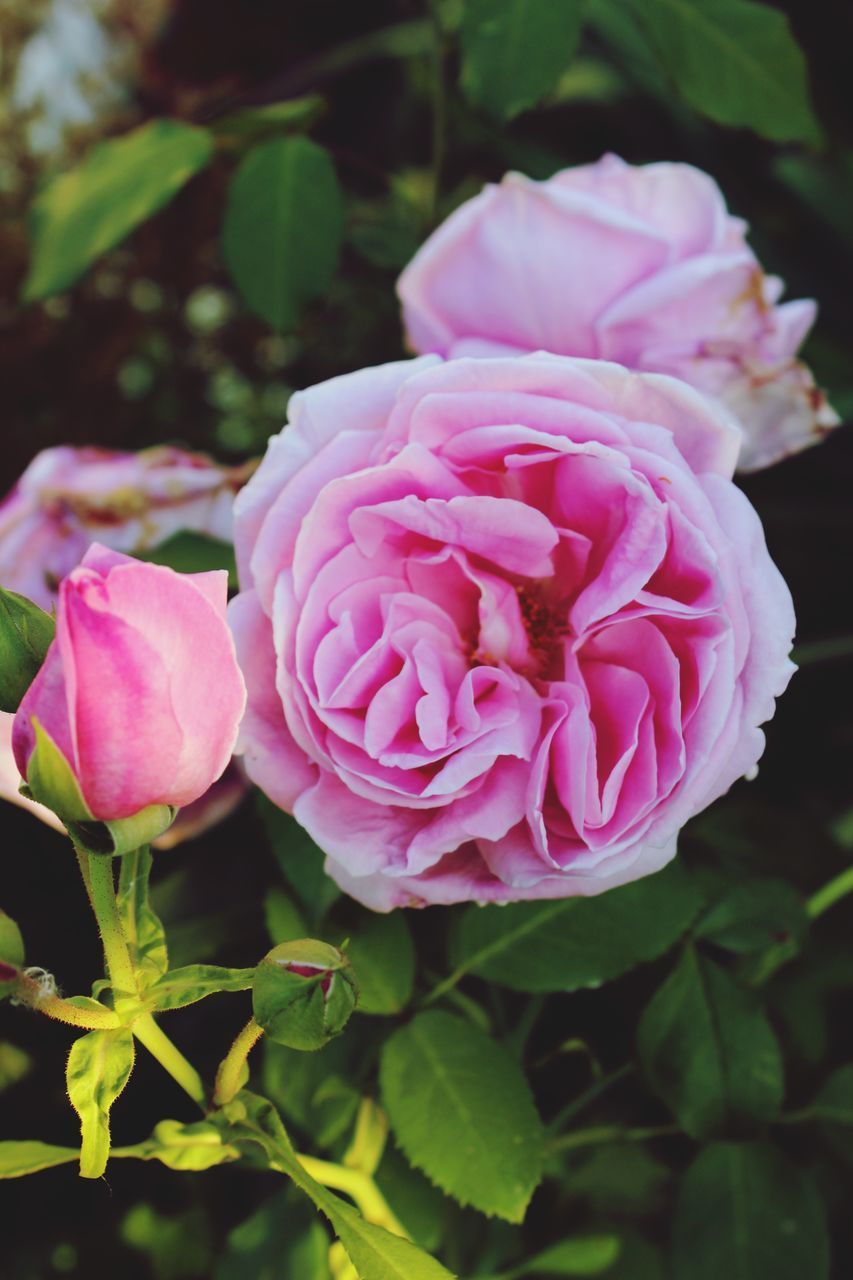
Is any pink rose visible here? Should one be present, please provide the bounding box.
[0,444,250,836]
[0,444,247,611]
[13,545,246,821]
[397,154,838,473]
[231,353,794,910]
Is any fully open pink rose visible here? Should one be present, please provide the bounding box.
[231,353,795,909]
[0,445,250,836]
[13,545,246,821]
[398,154,838,473]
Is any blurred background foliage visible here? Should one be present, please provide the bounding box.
[2,0,853,1277]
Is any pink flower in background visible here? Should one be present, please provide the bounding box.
[0,444,250,839]
[231,353,795,910]
[398,154,838,473]
[0,444,245,610]
[13,546,246,821]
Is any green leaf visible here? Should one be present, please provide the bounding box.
[66,1027,136,1178]
[118,847,168,988]
[212,96,325,144]
[450,860,702,993]
[630,0,820,144]
[375,1145,447,1253]
[672,1142,829,1280]
[135,531,238,591]
[122,1202,213,1280]
[0,1140,80,1178]
[694,878,807,954]
[233,1093,457,1280]
[263,1038,361,1149]
[0,586,55,713]
[808,1064,853,1164]
[116,1118,241,1172]
[347,911,415,1015]
[23,119,214,301]
[637,946,783,1139]
[265,888,309,945]
[461,0,587,121]
[259,796,341,924]
[380,1011,544,1222]
[516,1235,620,1275]
[0,910,24,970]
[222,136,343,332]
[0,1041,32,1093]
[148,964,255,1011]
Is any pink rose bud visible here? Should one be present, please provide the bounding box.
[397,154,838,473]
[230,353,794,910]
[252,940,358,1051]
[12,544,246,824]
[0,445,251,839]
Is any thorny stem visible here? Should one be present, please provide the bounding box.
[214,1017,265,1107]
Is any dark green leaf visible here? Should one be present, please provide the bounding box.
[517,1235,620,1275]
[694,878,807,954]
[122,1202,213,1280]
[23,120,214,301]
[347,912,415,1015]
[263,1038,361,1149]
[259,796,341,924]
[265,889,308,945]
[450,860,702,993]
[637,946,783,1138]
[216,1192,331,1280]
[0,587,55,714]
[630,0,820,143]
[809,1064,853,1164]
[375,1145,447,1253]
[148,964,255,1011]
[461,0,587,121]
[380,1011,544,1222]
[672,1143,829,1280]
[212,96,325,144]
[135,531,238,591]
[222,136,343,332]
[66,1027,135,1178]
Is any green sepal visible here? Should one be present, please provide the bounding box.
[0,586,55,713]
[24,717,91,823]
[0,910,24,998]
[67,805,178,858]
[253,939,358,1052]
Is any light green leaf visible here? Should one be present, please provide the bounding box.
[265,888,309,945]
[116,1118,241,1172]
[118,847,168,988]
[0,1140,80,1178]
[0,910,24,969]
[630,0,820,143]
[23,119,214,301]
[637,946,783,1139]
[222,136,343,332]
[461,0,587,121]
[0,1041,32,1093]
[0,586,55,713]
[380,1011,544,1222]
[694,877,807,954]
[148,964,255,1011]
[672,1142,829,1280]
[136,530,238,592]
[347,911,415,1015]
[515,1235,620,1276]
[450,860,702,993]
[66,1027,136,1178]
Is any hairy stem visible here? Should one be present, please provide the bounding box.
[214,1017,264,1107]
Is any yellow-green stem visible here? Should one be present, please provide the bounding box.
[16,976,120,1029]
[807,864,853,919]
[134,1013,206,1107]
[214,1017,264,1106]
[297,1153,408,1236]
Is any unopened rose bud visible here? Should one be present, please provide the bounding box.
[252,939,358,1051]
[0,909,24,999]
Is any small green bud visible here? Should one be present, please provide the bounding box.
[252,939,358,1051]
[0,909,24,999]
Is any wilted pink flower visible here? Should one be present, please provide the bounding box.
[13,545,246,821]
[231,353,794,910]
[398,154,838,473]
[0,445,250,837]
